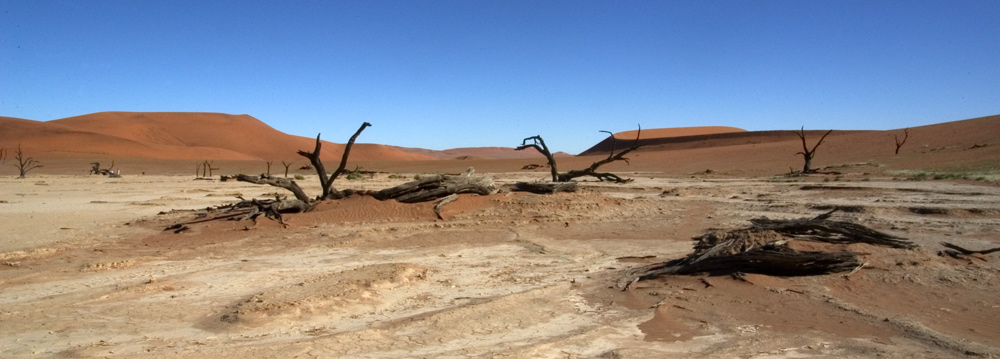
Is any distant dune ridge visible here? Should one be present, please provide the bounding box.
[2,112,999,175]
[0,112,575,161]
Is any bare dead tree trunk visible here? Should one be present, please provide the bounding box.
[266,161,273,175]
[516,136,560,182]
[297,122,372,200]
[796,127,833,174]
[516,126,641,185]
[281,161,292,177]
[0,147,6,165]
[13,144,42,179]
[894,128,909,155]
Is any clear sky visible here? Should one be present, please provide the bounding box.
[2,1,998,154]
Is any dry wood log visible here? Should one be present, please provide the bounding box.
[939,242,1000,259]
[433,194,459,220]
[513,181,578,194]
[235,174,311,208]
[616,210,910,290]
[749,210,916,249]
[373,168,496,203]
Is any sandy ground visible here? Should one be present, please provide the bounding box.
[2,172,999,358]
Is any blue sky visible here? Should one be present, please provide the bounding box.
[2,1,998,154]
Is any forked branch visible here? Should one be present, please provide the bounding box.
[516,136,560,182]
[516,125,642,184]
[13,144,42,179]
[894,128,909,155]
[296,122,372,199]
[795,127,833,174]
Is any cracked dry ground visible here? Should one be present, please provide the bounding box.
[1,176,999,358]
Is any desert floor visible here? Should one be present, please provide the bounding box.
[1,171,999,358]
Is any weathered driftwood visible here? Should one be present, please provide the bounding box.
[433,194,459,220]
[163,196,298,232]
[939,241,1000,259]
[616,210,912,290]
[235,174,311,205]
[516,126,641,183]
[373,168,496,203]
[513,181,578,194]
[749,210,917,249]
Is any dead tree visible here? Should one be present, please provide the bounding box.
[233,174,312,212]
[515,126,641,188]
[939,241,1000,259]
[894,128,909,155]
[616,209,913,290]
[296,122,371,200]
[265,161,273,175]
[749,209,916,249]
[13,144,42,179]
[199,160,219,177]
[215,122,494,227]
[517,135,561,182]
[90,161,116,175]
[795,127,833,174]
[281,161,293,177]
[0,147,6,165]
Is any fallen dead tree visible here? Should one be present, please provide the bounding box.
[513,127,641,193]
[939,241,1000,259]
[371,168,496,203]
[163,196,296,233]
[749,209,917,249]
[166,123,497,231]
[90,161,118,176]
[616,210,915,290]
[513,181,578,194]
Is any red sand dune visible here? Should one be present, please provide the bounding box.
[399,146,574,160]
[580,126,747,155]
[1,112,436,161]
[3,112,998,178]
[614,126,747,140]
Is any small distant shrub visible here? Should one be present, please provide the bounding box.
[387,174,407,179]
[294,175,305,180]
[347,171,365,180]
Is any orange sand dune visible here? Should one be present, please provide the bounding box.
[0,115,258,160]
[580,126,747,155]
[397,146,574,160]
[2,112,436,162]
[613,125,746,140]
